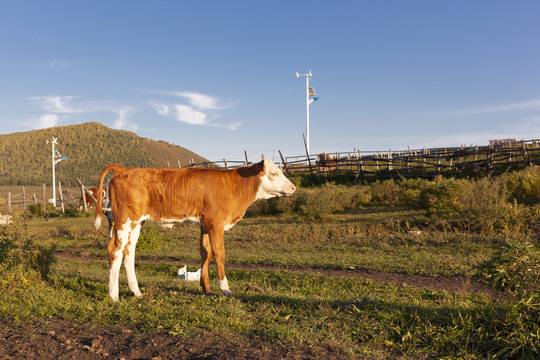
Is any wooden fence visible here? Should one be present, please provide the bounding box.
[2,183,79,214]
[180,139,540,181]
[281,139,540,180]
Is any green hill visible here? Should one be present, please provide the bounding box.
[0,122,210,187]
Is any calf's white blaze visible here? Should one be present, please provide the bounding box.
[256,158,296,200]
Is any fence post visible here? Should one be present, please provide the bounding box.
[523,142,531,166]
[302,134,313,174]
[223,158,228,169]
[487,146,493,173]
[278,150,289,174]
[7,192,11,213]
[22,186,26,213]
[58,182,65,213]
[455,147,463,177]
[43,183,46,214]
[80,181,88,211]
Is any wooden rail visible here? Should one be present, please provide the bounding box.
[180,139,539,180]
[282,139,540,180]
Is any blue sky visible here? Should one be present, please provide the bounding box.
[1,1,539,162]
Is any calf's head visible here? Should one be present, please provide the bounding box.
[255,157,296,200]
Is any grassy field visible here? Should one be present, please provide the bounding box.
[1,169,539,358]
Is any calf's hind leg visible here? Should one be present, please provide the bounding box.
[107,230,123,301]
[199,229,213,294]
[123,222,142,298]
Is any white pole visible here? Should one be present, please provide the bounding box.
[297,70,316,156]
[305,74,310,155]
[51,137,57,206]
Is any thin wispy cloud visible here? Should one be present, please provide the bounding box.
[113,106,137,131]
[173,91,233,110]
[174,104,207,125]
[150,90,241,130]
[36,114,60,128]
[49,60,70,68]
[427,98,540,118]
[457,99,540,116]
[27,91,241,133]
[149,101,169,116]
[28,95,139,131]
[28,96,77,114]
[514,116,540,133]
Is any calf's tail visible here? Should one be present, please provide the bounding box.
[94,164,125,230]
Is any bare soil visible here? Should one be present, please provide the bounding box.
[0,318,347,360]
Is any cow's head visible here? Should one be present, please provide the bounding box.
[255,157,296,200]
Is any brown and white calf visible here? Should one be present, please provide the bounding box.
[94,157,295,301]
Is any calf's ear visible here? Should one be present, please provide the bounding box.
[254,159,265,174]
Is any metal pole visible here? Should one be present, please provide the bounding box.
[51,138,56,206]
[305,74,310,155]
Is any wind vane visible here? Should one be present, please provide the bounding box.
[296,70,319,155]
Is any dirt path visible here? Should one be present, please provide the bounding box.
[57,252,510,301]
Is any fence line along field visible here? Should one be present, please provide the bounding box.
[280,138,540,179]
[0,183,82,214]
[169,139,540,181]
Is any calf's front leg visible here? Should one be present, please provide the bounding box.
[209,227,232,296]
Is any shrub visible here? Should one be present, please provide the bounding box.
[419,179,467,214]
[0,225,13,263]
[371,179,401,204]
[505,166,540,204]
[61,206,91,218]
[396,178,431,208]
[249,183,371,218]
[27,203,43,217]
[0,219,57,280]
[295,183,349,220]
[348,186,372,207]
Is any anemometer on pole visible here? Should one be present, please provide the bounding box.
[296,70,319,155]
[48,137,67,206]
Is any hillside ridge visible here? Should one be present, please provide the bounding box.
[0,122,209,186]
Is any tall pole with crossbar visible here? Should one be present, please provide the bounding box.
[296,70,319,155]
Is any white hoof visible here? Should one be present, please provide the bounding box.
[221,289,233,297]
